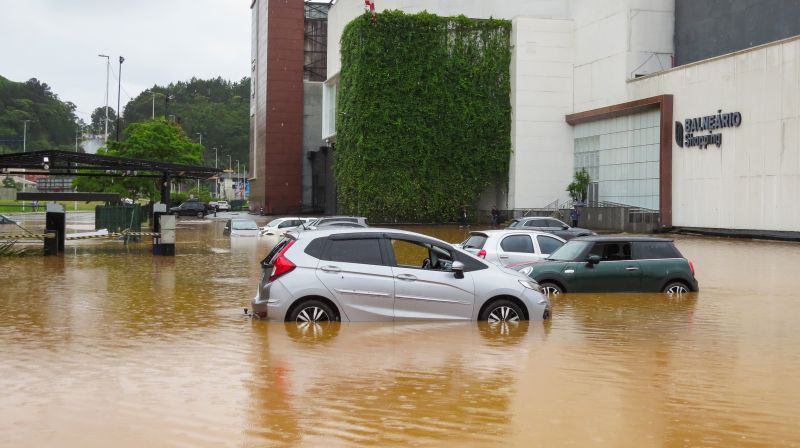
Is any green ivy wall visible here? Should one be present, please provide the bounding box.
[336,11,512,222]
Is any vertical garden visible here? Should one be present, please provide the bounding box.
[336,11,512,222]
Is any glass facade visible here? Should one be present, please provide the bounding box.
[573,110,660,210]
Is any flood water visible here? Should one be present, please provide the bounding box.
[1,215,799,447]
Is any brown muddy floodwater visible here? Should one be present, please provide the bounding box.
[1,214,799,447]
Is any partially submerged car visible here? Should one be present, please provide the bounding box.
[251,228,551,323]
[521,236,698,295]
[301,216,368,230]
[169,200,207,218]
[507,217,594,240]
[224,219,260,237]
[260,217,307,236]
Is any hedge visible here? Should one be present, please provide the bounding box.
[336,10,512,222]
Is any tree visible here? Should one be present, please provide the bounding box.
[73,119,204,201]
[566,168,591,203]
[89,106,116,137]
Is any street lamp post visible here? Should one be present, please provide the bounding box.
[195,133,203,146]
[116,56,124,141]
[98,54,110,142]
[236,160,240,199]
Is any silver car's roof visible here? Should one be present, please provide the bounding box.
[295,227,450,245]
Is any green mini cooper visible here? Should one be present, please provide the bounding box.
[519,237,698,295]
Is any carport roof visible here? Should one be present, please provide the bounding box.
[0,150,221,179]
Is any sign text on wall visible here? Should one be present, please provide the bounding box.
[675,110,742,149]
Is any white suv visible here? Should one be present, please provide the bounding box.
[251,228,551,323]
[459,230,566,268]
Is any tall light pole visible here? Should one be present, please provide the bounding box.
[98,54,110,142]
[116,56,124,141]
[236,160,240,198]
[152,92,156,119]
[213,147,218,169]
[22,119,30,152]
[227,154,232,171]
[195,132,203,146]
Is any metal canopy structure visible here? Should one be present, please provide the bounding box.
[0,150,221,179]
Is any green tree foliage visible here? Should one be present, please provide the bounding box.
[566,168,591,202]
[89,106,116,137]
[122,77,249,169]
[0,75,82,154]
[337,11,512,222]
[74,120,203,201]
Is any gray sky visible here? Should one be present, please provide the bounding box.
[0,0,251,121]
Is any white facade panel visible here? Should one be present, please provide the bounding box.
[629,37,800,232]
[509,17,575,210]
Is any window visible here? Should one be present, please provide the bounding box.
[232,220,259,230]
[588,242,632,261]
[320,217,356,224]
[390,239,453,270]
[278,220,295,228]
[462,234,487,250]
[537,235,564,254]
[524,219,544,227]
[633,242,681,259]
[500,235,534,253]
[548,241,590,261]
[326,239,383,265]
[508,220,520,228]
[546,219,566,228]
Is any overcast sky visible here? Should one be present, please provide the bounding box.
[0,0,251,121]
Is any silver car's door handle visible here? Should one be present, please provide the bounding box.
[625,266,639,271]
[499,255,509,259]
[396,273,417,281]
[320,265,341,273]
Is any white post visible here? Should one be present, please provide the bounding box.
[152,93,155,119]
[22,120,30,152]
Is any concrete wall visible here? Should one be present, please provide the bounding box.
[509,17,575,210]
[303,81,324,207]
[629,36,800,232]
[674,0,800,66]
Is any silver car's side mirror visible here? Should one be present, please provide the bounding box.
[451,261,465,279]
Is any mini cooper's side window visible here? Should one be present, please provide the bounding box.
[632,242,681,259]
[325,239,383,265]
[501,235,534,253]
[588,242,632,261]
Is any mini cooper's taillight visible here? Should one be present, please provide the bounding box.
[689,260,695,276]
[268,240,296,283]
[477,249,487,259]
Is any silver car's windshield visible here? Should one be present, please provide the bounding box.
[232,220,259,230]
[548,240,590,261]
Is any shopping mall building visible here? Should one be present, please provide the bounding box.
[252,0,800,236]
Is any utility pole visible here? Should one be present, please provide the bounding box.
[236,160,240,198]
[213,147,218,169]
[227,154,232,171]
[98,54,110,142]
[152,92,156,119]
[116,56,124,141]
[22,119,30,152]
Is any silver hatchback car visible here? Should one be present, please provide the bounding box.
[251,228,551,323]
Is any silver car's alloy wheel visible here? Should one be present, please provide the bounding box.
[541,286,561,296]
[666,284,688,295]
[296,306,330,323]
[488,306,520,323]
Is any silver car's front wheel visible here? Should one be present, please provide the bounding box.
[480,299,526,322]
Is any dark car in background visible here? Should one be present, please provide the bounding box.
[508,217,594,240]
[169,200,207,218]
[521,236,698,295]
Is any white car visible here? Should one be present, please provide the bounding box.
[260,217,308,236]
[459,230,566,268]
[214,201,231,211]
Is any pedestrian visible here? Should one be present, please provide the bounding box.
[491,205,499,226]
[32,200,39,212]
[570,207,580,227]
[460,205,468,228]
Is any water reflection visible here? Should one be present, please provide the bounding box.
[246,321,543,446]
